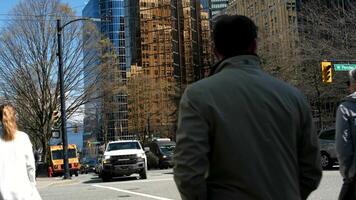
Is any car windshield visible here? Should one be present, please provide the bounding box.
[52,149,77,160]
[160,144,175,154]
[107,142,141,151]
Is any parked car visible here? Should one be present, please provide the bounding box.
[319,128,338,169]
[80,159,97,174]
[146,138,175,169]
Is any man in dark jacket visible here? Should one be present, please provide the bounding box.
[173,15,322,200]
[336,68,356,200]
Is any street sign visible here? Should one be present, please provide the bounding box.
[334,64,356,71]
[51,129,61,139]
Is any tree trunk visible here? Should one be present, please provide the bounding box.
[41,137,49,164]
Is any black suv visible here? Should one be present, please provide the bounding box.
[146,139,175,169]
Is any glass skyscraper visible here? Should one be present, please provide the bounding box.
[83,0,131,145]
[83,0,214,146]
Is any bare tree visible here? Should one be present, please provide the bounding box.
[0,0,110,161]
[294,0,356,129]
[127,69,177,143]
[259,0,356,130]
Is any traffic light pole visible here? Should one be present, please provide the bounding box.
[57,19,70,179]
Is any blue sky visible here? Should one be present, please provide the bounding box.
[0,0,87,27]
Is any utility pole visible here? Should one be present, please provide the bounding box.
[56,17,100,179]
[57,18,70,179]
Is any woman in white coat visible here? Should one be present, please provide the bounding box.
[0,104,42,200]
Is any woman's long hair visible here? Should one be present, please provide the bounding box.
[0,104,17,141]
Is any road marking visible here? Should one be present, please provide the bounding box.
[125,178,172,184]
[92,184,174,200]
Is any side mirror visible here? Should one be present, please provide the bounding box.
[144,147,150,152]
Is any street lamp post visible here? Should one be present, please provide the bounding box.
[56,17,100,179]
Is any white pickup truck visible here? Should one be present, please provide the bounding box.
[101,140,147,181]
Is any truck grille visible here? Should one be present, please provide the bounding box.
[111,154,137,165]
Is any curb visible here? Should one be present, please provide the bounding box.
[37,178,79,189]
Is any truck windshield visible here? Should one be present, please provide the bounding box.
[107,142,141,151]
[52,149,77,160]
[160,145,175,154]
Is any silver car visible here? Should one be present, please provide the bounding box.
[318,128,337,169]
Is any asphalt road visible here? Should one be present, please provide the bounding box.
[38,169,180,200]
[38,168,343,200]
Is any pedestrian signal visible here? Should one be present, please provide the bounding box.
[321,61,333,83]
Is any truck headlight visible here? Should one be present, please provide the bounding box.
[103,155,111,164]
[137,153,145,159]
[162,155,167,159]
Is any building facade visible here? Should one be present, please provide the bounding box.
[127,0,213,139]
[83,0,131,146]
[83,0,213,144]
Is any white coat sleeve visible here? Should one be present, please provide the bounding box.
[24,134,36,185]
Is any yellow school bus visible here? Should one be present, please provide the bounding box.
[49,144,80,176]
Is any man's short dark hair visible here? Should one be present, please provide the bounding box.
[213,15,258,58]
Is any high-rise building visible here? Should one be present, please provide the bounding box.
[127,0,180,138]
[83,0,214,142]
[127,0,213,138]
[211,0,229,16]
[83,0,131,145]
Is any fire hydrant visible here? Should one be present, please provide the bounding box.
[47,166,53,177]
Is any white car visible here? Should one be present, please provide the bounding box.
[101,140,147,181]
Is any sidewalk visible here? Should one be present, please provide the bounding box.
[36,177,78,189]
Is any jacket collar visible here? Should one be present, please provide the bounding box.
[211,55,261,76]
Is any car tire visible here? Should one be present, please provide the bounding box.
[75,171,79,177]
[321,152,334,169]
[102,173,111,182]
[139,168,147,179]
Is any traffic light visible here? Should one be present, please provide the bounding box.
[321,61,333,83]
[52,110,60,128]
